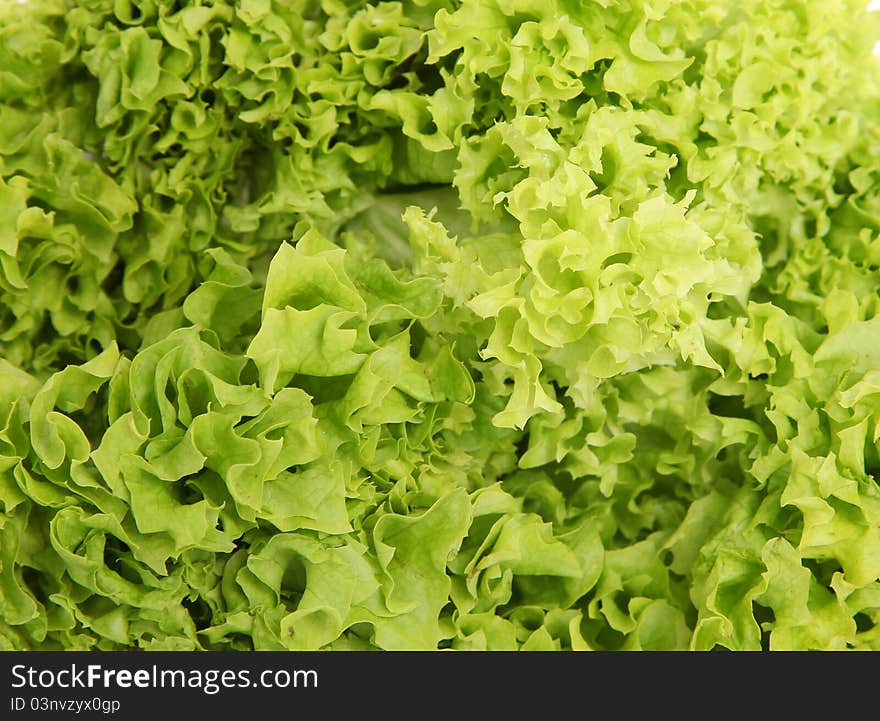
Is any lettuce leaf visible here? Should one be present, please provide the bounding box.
[3,0,880,650]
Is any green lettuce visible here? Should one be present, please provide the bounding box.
[2,0,880,651]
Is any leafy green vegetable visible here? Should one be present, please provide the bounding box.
[3,0,880,650]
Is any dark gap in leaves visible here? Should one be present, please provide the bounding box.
[239,357,261,387]
[753,602,775,651]
[110,2,143,28]
[588,146,618,194]
[634,132,680,163]
[612,590,632,616]
[505,11,542,35]
[707,392,751,420]
[87,337,105,357]
[601,251,633,269]
[376,179,451,196]
[605,90,625,107]
[102,536,132,571]
[163,376,176,405]
[264,426,289,442]
[225,141,275,207]
[182,596,213,631]
[855,612,874,633]
[179,373,210,418]
[31,314,58,349]
[832,166,857,196]
[803,215,818,239]
[694,129,716,147]
[414,61,446,96]
[667,164,694,201]
[419,117,438,135]
[223,632,254,651]
[21,566,47,604]
[409,321,426,359]
[180,476,204,505]
[549,379,566,402]
[460,514,504,556]
[755,225,787,269]
[67,385,111,449]
[667,570,699,629]
[439,600,456,623]
[513,432,530,461]
[706,298,735,320]
[369,319,409,345]
[292,372,355,404]
[627,424,674,454]
[581,68,607,99]
[508,609,544,633]
[594,626,626,651]
[115,558,148,586]
[236,413,258,427]
[802,557,843,587]
[207,29,228,73]
[279,555,307,611]
[437,50,459,75]
[151,192,178,214]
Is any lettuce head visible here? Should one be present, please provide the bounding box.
[2,0,880,651]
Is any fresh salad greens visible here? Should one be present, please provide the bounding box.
[3,0,880,650]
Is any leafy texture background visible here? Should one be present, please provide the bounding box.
[2,0,880,650]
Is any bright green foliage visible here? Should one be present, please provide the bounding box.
[2,0,880,650]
